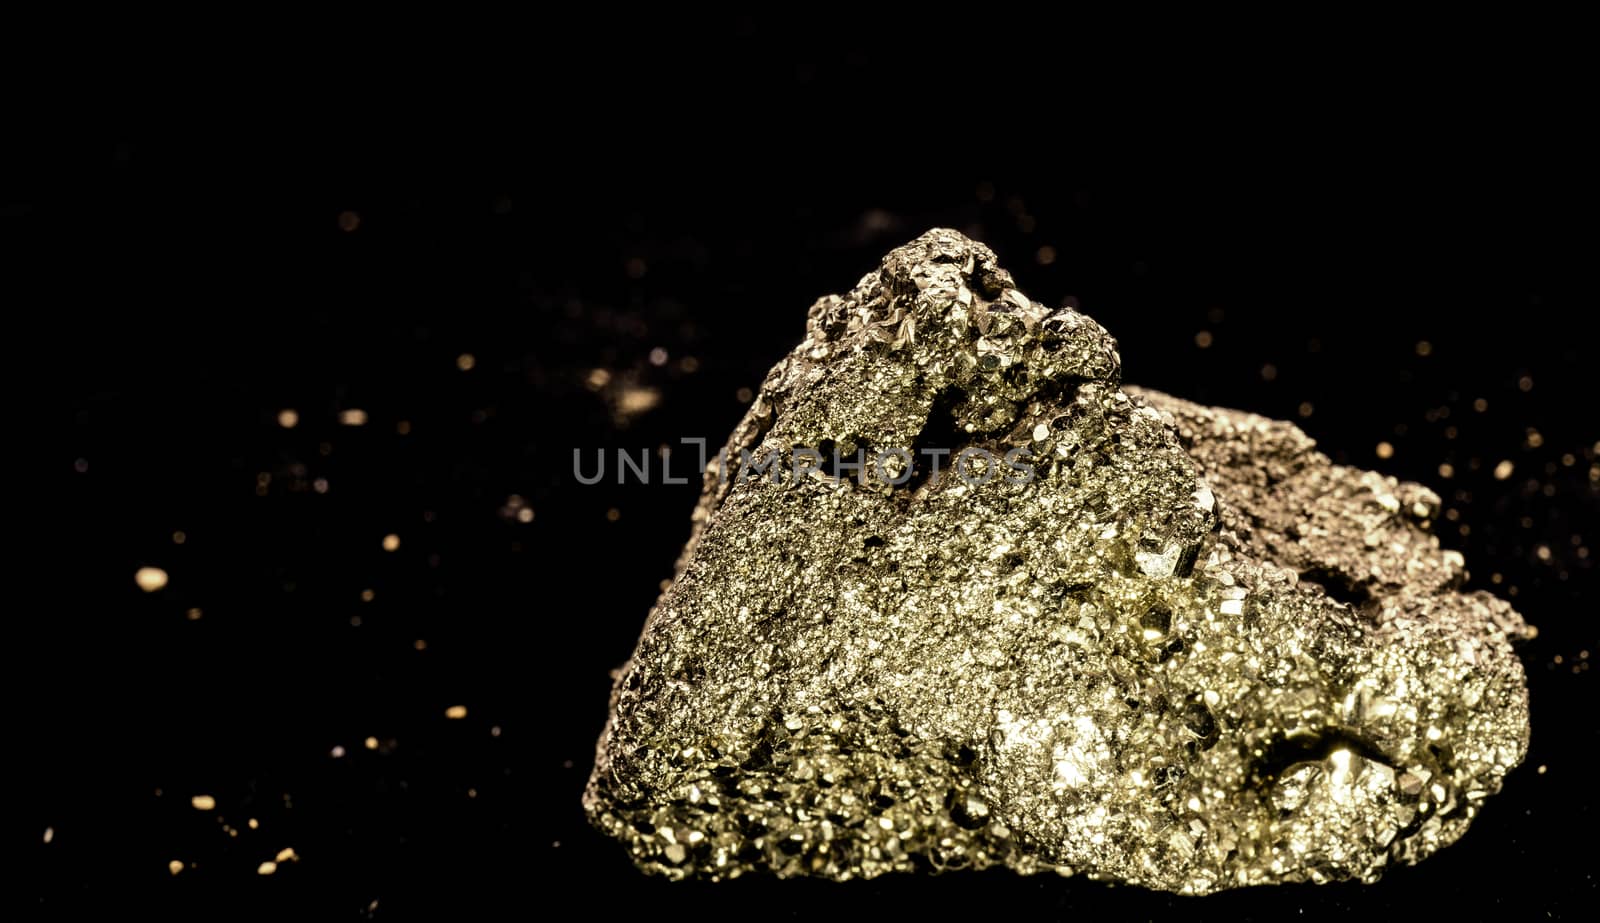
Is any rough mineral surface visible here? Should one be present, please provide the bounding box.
[583,229,1532,893]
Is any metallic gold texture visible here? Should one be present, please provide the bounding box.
[584,229,1530,893]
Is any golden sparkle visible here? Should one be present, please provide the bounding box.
[135,567,169,593]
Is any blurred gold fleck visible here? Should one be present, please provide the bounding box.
[1297,402,1314,418]
[501,495,534,523]
[1438,463,1455,479]
[1376,442,1395,460]
[456,353,476,372]
[586,368,612,390]
[277,409,299,429]
[679,356,701,373]
[1537,764,1547,775]
[43,827,54,844]
[185,608,203,621]
[617,385,661,417]
[168,859,184,875]
[172,531,186,544]
[446,705,469,720]
[1517,375,1533,392]
[312,478,330,494]
[339,409,368,427]
[736,387,754,403]
[1494,460,1515,481]
[1194,330,1213,349]
[190,795,216,811]
[396,420,412,435]
[606,507,621,522]
[1473,398,1488,412]
[414,639,428,651]
[337,211,360,232]
[257,861,277,876]
[136,567,169,593]
[649,347,669,367]
[360,589,375,602]
[1415,340,1433,357]
[1524,428,1544,449]
[275,847,298,863]
[1536,545,1552,562]
[248,818,259,829]
[364,736,379,750]
[1035,246,1057,266]
[382,534,401,552]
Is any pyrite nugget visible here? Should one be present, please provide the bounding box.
[584,229,1531,893]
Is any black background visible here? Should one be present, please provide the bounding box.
[19,38,1597,920]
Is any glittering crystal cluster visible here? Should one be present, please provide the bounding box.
[583,229,1531,893]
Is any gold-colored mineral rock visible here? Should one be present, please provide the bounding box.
[583,228,1531,893]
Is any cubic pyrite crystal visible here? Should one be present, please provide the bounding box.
[583,229,1531,893]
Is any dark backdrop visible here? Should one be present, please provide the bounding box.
[19,55,1596,919]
